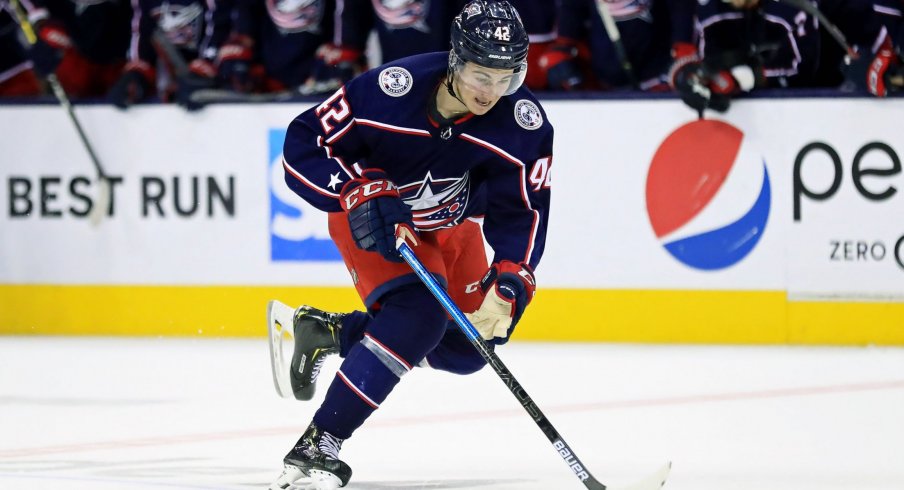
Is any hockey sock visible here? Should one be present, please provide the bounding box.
[313,284,447,439]
[338,310,370,358]
[313,342,401,439]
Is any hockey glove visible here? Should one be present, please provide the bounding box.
[217,34,254,93]
[28,20,71,77]
[108,61,155,109]
[672,62,757,115]
[537,41,584,91]
[339,169,416,263]
[176,59,217,111]
[300,44,365,95]
[465,261,536,345]
[843,38,900,97]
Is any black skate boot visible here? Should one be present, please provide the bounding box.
[268,300,344,401]
[269,422,352,490]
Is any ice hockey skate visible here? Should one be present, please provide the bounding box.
[269,422,353,490]
[268,300,344,401]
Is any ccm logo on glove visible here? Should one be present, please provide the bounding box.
[341,180,398,211]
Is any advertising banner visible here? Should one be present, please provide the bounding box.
[1,98,902,342]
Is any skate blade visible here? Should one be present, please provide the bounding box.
[267,300,297,399]
[268,465,343,490]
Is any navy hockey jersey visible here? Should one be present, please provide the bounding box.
[20,0,132,64]
[695,0,886,87]
[231,0,334,87]
[335,0,463,63]
[282,52,554,269]
[558,0,695,88]
[127,0,231,66]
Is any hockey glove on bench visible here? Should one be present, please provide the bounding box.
[466,261,536,345]
[340,169,416,263]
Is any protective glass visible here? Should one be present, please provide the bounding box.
[450,52,527,97]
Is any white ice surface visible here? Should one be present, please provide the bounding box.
[1,337,903,490]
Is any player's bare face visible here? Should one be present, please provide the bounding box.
[455,63,516,115]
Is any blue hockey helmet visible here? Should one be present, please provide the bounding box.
[449,0,529,96]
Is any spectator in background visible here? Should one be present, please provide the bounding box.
[109,0,232,108]
[298,0,464,95]
[672,0,889,114]
[216,0,338,95]
[539,0,695,91]
[305,0,555,94]
[13,0,131,98]
[0,2,42,96]
[509,0,558,90]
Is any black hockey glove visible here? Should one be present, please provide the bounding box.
[217,35,254,93]
[299,44,365,96]
[538,42,584,91]
[175,59,217,111]
[339,169,416,263]
[108,62,154,109]
[465,261,536,345]
[842,38,901,97]
[28,21,71,77]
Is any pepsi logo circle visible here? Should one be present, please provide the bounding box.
[646,120,771,270]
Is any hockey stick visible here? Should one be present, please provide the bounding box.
[594,0,638,88]
[11,0,111,225]
[397,240,671,490]
[151,29,189,78]
[150,30,299,106]
[774,0,857,59]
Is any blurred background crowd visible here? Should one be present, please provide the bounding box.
[1,0,902,113]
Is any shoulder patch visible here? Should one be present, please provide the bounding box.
[378,66,413,97]
[514,99,543,130]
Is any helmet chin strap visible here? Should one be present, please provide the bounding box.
[445,72,468,109]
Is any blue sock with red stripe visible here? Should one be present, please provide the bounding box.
[312,284,447,439]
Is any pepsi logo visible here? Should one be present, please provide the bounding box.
[646,120,771,270]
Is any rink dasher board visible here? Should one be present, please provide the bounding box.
[1,99,902,343]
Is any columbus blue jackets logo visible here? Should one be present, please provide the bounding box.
[399,172,470,230]
[267,0,324,34]
[601,0,653,22]
[379,67,413,97]
[514,100,542,130]
[373,0,429,32]
[154,2,204,47]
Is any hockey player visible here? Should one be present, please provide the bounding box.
[108,0,231,108]
[306,0,556,94]
[268,1,552,488]
[215,0,336,95]
[538,0,695,91]
[12,0,131,98]
[672,0,889,113]
[294,0,463,95]
[846,0,903,96]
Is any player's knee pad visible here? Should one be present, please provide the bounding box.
[424,326,488,375]
[367,283,448,365]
